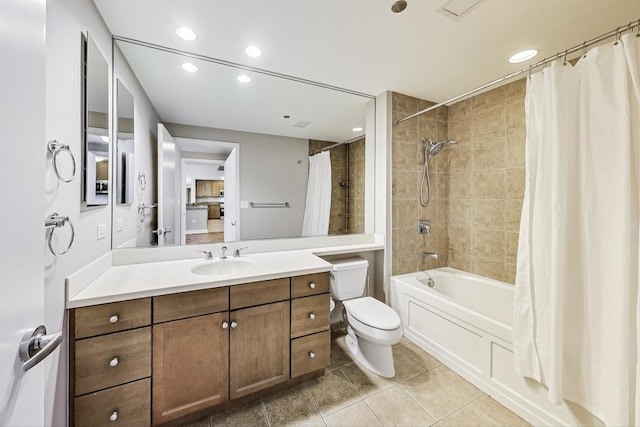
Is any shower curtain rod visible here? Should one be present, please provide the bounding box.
[312,135,364,155]
[394,19,640,125]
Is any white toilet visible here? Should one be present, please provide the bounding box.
[329,257,403,378]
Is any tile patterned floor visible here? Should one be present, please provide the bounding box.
[184,332,530,427]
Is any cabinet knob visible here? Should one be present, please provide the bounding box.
[309,282,316,289]
[109,357,119,367]
[109,315,119,324]
[222,321,229,329]
[231,321,238,329]
[309,352,316,359]
[309,313,316,320]
[109,411,118,422]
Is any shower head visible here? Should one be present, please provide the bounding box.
[421,138,457,157]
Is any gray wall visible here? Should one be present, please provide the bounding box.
[165,124,309,240]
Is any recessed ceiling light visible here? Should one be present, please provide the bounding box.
[352,127,364,132]
[237,74,251,83]
[100,136,109,142]
[391,0,407,13]
[181,62,198,72]
[509,49,538,64]
[176,27,197,41]
[245,46,262,58]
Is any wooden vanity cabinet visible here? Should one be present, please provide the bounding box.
[70,272,331,427]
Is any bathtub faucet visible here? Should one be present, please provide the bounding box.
[422,252,438,259]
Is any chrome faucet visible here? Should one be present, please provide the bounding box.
[233,247,248,257]
[220,246,228,259]
[417,220,431,235]
[422,252,438,259]
[199,250,213,260]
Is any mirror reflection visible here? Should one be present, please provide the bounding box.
[83,34,109,206]
[115,80,134,204]
[112,39,373,248]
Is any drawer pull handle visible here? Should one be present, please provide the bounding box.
[309,313,316,320]
[109,411,118,422]
[231,321,238,329]
[222,321,229,329]
[109,357,119,367]
[109,315,119,324]
[309,282,316,289]
[309,352,316,359]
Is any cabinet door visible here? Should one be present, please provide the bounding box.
[195,180,205,197]
[204,180,213,196]
[230,301,290,399]
[152,313,229,425]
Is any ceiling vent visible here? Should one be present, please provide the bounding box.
[293,121,311,128]
[437,0,484,20]
[217,166,224,171]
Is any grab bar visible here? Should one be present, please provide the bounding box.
[249,202,290,208]
[45,213,75,256]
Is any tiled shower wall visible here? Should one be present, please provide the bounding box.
[309,139,365,235]
[391,93,449,275]
[391,78,526,283]
[446,79,526,283]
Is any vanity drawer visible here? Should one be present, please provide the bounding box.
[75,327,151,396]
[291,293,330,338]
[291,273,330,298]
[291,331,331,378]
[154,287,229,323]
[75,378,150,427]
[230,278,290,309]
[73,298,151,339]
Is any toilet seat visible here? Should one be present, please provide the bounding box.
[343,297,402,345]
[342,297,401,330]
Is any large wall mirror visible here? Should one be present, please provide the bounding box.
[82,33,109,206]
[111,38,375,249]
[115,80,134,204]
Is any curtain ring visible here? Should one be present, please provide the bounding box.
[636,19,640,37]
[613,27,621,45]
[582,42,587,59]
[562,50,568,66]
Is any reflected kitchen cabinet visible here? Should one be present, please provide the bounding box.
[195,180,224,198]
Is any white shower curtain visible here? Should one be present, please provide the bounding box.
[514,33,640,426]
[301,151,331,236]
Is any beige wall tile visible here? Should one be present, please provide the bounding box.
[505,199,523,233]
[506,168,525,199]
[450,172,473,199]
[449,199,472,227]
[471,229,506,260]
[448,226,472,254]
[472,199,505,231]
[448,250,472,271]
[472,106,505,139]
[506,232,519,264]
[506,263,517,284]
[472,137,506,170]
[472,85,506,113]
[471,257,507,282]
[506,134,525,168]
[472,170,506,199]
[506,78,527,100]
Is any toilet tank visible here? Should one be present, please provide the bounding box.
[329,257,369,300]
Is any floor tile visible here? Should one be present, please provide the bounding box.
[400,365,483,420]
[393,336,411,348]
[398,342,442,371]
[324,401,382,427]
[263,383,322,426]
[340,361,396,398]
[208,399,268,427]
[328,334,356,371]
[390,344,428,382]
[365,386,436,427]
[306,370,363,417]
[441,395,530,427]
[182,417,211,427]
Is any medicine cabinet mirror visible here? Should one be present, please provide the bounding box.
[115,80,134,204]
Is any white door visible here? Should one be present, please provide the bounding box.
[224,147,240,241]
[0,1,61,425]
[157,124,181,245]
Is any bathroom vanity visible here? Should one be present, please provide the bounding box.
[64,246,362,427]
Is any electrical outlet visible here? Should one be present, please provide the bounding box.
[117,219,124,232]
[97,224,107,239]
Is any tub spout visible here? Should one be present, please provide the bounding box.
[422,252,438,259]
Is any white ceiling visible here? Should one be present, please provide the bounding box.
[95,0,640,136]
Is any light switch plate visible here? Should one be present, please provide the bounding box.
[97,224,107,239]
[116,219,124,232]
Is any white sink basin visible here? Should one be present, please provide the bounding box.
[191,258,256,276]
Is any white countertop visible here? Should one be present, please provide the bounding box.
[66,242,383,309]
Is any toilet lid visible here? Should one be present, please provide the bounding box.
[343,297,401,331]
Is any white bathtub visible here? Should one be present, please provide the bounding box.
[390,267,599,427]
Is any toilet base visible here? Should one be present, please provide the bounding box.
[346,326,396,378]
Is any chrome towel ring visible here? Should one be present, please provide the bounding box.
[45,213,75,256]
[47,140,76,183]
